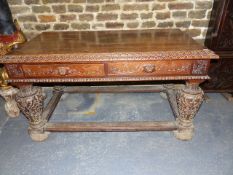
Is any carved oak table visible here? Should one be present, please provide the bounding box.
[0,29,218,141]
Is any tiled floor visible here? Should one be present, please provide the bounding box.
[0,91,232,175]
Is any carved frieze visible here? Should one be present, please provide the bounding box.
[7,75,210,84]
[0,50,219,64]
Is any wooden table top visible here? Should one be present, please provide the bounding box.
[0,29,218,63]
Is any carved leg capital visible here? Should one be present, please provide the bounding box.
[15,85,49,141]
[0,87,20,118]
[174,86,204,140]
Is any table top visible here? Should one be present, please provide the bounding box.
[0,29,218,63]
[10,29,203,53]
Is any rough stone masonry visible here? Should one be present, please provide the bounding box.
[8,0,214,43]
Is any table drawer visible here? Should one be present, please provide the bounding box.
[107,61,193,76]
[22,64,105,78]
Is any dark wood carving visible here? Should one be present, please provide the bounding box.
[108,61,193,76]
[21,64,105,78]
[203,0,233,92]
[0,29,218,141]
[216,0,233,50]
[202,59,233,91]
[175,85,204,140]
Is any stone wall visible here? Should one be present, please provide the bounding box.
[8,0,214,43]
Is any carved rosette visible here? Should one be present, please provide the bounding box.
[175,87,204,140]
[15,86,45,126]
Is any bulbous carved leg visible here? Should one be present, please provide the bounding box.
[0,67,20,117]
[0,87,20,118]
[15,85,48,141]
[174,85,204,141]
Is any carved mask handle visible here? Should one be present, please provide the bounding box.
[143,64,156,73]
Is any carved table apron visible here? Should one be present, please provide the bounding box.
[0,29,219,141]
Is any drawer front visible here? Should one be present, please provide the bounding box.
[107,60,193,76]
[22,64,105,78]
[5,60,209,81]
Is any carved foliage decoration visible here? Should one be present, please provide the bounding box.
[192,60,209,75]
[21,64,105,77]
[176,88,204,127]
[108,61,192,75]
[15,86,45,125]
[5,64,24,77]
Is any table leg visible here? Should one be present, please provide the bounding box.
[15,85,49,141]
[174,82,204,140]
[0,87,20,118]
[0,68,20,118]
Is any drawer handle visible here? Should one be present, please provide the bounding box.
[143,64,155,73]
[58,67,70,76]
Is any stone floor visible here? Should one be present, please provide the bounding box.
[0,90,232,175]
